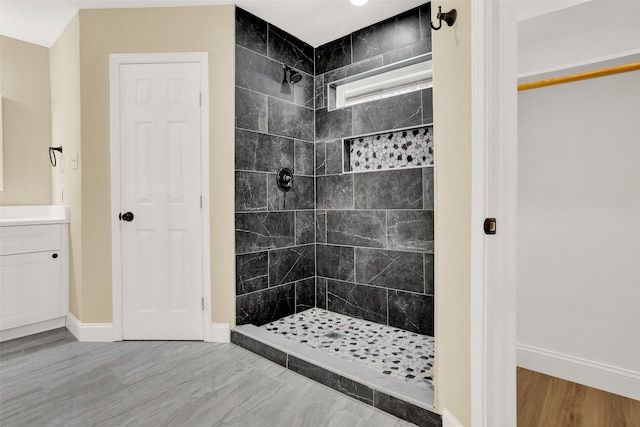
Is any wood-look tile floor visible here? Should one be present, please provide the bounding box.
[517,367,640,427]
[0,328,414,427]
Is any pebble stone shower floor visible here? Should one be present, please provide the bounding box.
[263,308,435,391]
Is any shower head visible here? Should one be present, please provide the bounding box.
[282,65,303,85]
[289,70,302,84]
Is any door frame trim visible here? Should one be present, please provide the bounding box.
[109,52,211,342]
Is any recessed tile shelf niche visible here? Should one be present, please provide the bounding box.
[343,125,434,173]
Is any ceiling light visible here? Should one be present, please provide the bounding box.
[351,0,368,6]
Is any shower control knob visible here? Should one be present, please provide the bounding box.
[120,212,135,222]
[276,168,293,192]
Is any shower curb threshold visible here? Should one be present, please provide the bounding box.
[232,324,441,427]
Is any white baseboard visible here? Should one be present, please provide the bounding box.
[442,408,465,427]
[0,317,66,342]
[517,344,640,400]
[66,313,114,342]
[209,323,230,343]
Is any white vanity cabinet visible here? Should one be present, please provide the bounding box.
[0,206,69,341]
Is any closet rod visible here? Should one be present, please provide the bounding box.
[518,62,640,92]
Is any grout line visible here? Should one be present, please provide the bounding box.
[315,276,429,296]
[236,45,315,78]
[423,253,427,294]
[386,288,390,326]
[235,85,315,113]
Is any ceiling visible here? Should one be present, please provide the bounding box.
[0,0,594,49]
[0,0,426,48]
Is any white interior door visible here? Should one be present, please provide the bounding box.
[119,62,203,340]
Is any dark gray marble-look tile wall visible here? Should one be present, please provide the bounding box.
[325,140,345,175]
[294,140,314,175]
[235,171,267,212]
[311,4,436,336]
[316,175,354,210]
[267,174,314,210]
[323,56,383,85]
[236,8,267,55]
[316,107,353,141]
[236,251,268,295]
[316,244,355,282]
[235,212,295,254]
[315,74,325,110]
[267,24,314,75]
[355,248,424,293]
[424,253,434,295]
[423,167,434,210]
[352,91,423,135]
[354,168,423,210]
[326,211,386,248]
[236,283,295,326]
[315,35,352,75]
[387,210,434,253]
[236,87,268,133]
[235,8,318,328]
[422,88,434,124]
[352,7,421,63]
[269,244,315,286]
[295,278,316,313]
[236,46,314,108]
[235,129,294,173]
[295,211,315,245]
[316,211,327,244]
[316,277,327,310]
[268,97,314,142]
[388,290,434,336]
[327,280,387,324]
[315,143,326,176]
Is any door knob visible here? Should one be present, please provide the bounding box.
[120,212,134,222]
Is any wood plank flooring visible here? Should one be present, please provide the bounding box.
[517,367,640,427]
[0,328,414,427]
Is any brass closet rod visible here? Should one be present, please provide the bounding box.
[518,62,640,91]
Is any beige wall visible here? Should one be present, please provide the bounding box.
[433,0,472,425]
[77,6,236,323]
[0,36,52,205]
[50,15,82,318]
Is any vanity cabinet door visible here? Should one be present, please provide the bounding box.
[0,251,63,331]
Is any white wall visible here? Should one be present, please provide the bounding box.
[517,70,640,399]
[518,0,640,76]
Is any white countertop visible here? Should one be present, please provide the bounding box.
[0,205,69,226]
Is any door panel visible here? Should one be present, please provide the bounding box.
[119,62,203,340]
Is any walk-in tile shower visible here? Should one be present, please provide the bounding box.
[233,4,438,426]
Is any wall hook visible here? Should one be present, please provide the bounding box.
[430,6,457,30]
[49,146,63,167]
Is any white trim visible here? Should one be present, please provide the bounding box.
[0,317,66,342]
[442,408,465,427]
[517,344,640,401]
[109,52,211,342]
[65,312,113,342]
[471,1,518,426]
[209,323,231,343]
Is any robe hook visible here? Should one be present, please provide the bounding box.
[430,6,457,30]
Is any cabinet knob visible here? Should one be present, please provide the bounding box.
[52,253,58,259]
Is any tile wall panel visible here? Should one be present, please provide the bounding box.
[313,4,434,334]
[235,8,317,325]
[235,4,435,334]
